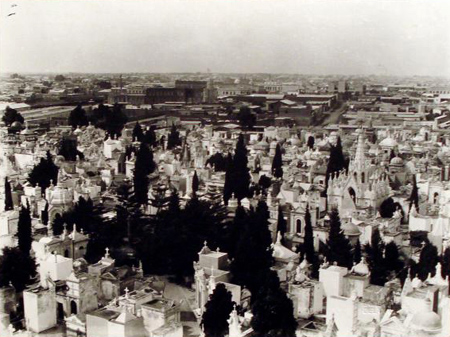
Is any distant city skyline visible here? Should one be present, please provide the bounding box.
[1,0,449,77]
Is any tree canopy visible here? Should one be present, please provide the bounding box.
[28,151,59,193]
[167,124,182,150]
[0,247,36,292]
[238,106,256,130]
[201,283,234,337]
[2,106,24,126]
[17,205,32,256]
[271,143,283,179]
[4,177,13,211]
[326,208,352,268]
[68,104,88,128]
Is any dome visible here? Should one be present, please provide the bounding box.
[390,156,404,166]
[342,221,361,236]
[352,257,370,276]
[10,121,23,129]
[254,140,269,151]
[379,137,397,148]
[411,311,442,333]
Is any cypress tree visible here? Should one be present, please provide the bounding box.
[233,134,250,202]
[307,135,315,149]
[441,247,450,279]
[192,171,199,195]
[417,241,439,281]
[364,228,387,286]
[133,142,155,205]
[271,143,283,179]
[4,177,13,211]
[384,241,403,273]
[231,201,273,295]
[167,124,181,150]
[303,207,319,278]
[223,153,234,205]
[409,175,419,212]
[143,127,157,147]
[277,206,287,239]
[0,247,36,292]
[201,283,234,337]
[324,136,346,195]
[28,151,59,193]
[17,205,32,256]
[132,122,144,142]
[251,270,297,337]
[326,209,352,268]
[41,201,49,227]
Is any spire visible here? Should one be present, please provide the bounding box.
[353,128,366,173]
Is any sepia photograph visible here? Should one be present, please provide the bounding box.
[0,0,449,336]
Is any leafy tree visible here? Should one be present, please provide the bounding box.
[271,144,283,179]
[307,135,315,149]
[17,205,32,255]
[192,171,199,195]
[223,153,234,205]
[28,151,59,193]
[201,283,234,337]
[58,136,84,161]
[2,106,24,126]
[134,142,155,205]
[206,153,227,172]
[238,106,256,130]
[258,175,272,191]
[132,122,144,142]
[231,201,273,295]
[364,228,387,286]
[409,175,419,212]
[232,134,251,202]
[92,103,127,138]
[251,271,297,337]
[384,241,403,273]
[4,177,13,211]
[0,247,36,292]
[68,104,88,128]
[167,124,182,150]
[417,241,439,281]
[326,209,352,268]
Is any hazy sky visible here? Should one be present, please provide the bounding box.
[1,0,449,76]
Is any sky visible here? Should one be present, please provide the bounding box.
[0,0,449,76]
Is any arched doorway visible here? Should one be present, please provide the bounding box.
[70,300,78,315]
[348,187,356,204]
[64,249,69,257]
[433,192,439,204]
[57,302,64,321]
[296,219,302,234]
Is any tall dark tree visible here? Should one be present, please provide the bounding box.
[409,175,419,212]
[205,153,227,172]
[68,104,88,128]
[251,271,297,337]
[231,201,273,295]
[28,151,59,193]
[52,213,65,236]
[4,177,13,211]
[277,206,287,239]
[238,106,256,130]
[324,136,346,194]
[271,144,283,179]
[302,207,319,277]
[105,103,128,138]
[41,201,49,227]
[133,142,155,205]
[201,283,234,337]
[0,247,36,292]
[233,134,251,202]
[58,136,84,161]
[417,241,439,281]
[223,153,234,205]
[143,127,157,147]
[384,241,403,273]
[132,122,144,142]
[326,209,352,268]
[379,197,397,218]
[17,205,32,256]
[2,106,24,126]
[192,171,199,195]
[167,124,182,150]
[307,135,315,149]
[364,228,387,286]
[223,206,248,259]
